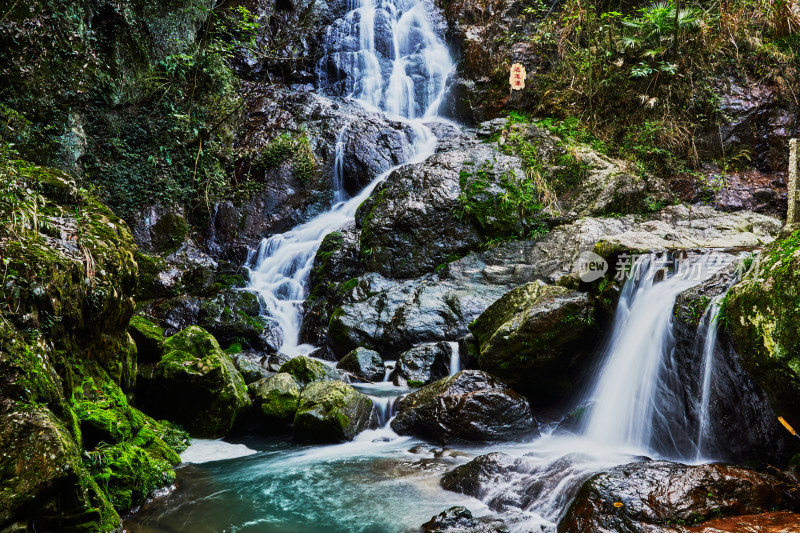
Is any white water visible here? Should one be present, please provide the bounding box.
[584,253,733,452]
[247,0,452,356]
[447,341,460,375]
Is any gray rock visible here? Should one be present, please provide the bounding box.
[248,373,301,421]
[293,381,378,443]
[391,370,536,443]
[336,347,385,382]
[422,506,508,533]
[393,342,452,386]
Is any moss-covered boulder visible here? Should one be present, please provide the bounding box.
[725,226,800,437]
[249,373,301,421]
[198,289,279,351]
[391,370,535,443]
[149,326,250,438]
[128,315,165,363]
[469,281,596,404]
[336,347,385,382]
[279,355,341,385]
[293,381,377,443]
[0,165,185,530]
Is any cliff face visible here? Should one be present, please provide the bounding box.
[0,163,186,531]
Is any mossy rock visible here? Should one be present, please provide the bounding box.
[293,381,376,443]
[249,373,301,421]
[128,315,165,364]
[279,356,340,385]
[469,281,596,404]
[152,326,250,438]
[725,227,800,435]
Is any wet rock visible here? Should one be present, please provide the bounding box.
[231,352,273,384]
[672,169,788,219]
[128,315,165,363]
[695,78,797,172]
[469,281,597,404]
[336,347,385,382]
[675,511,800,532]
[249,373,301,422]
[724,226,800,456]
[422,506,508,533]
[279,355,341,385]
[197,289,279,351]
[391,370,536,443]
[594,205,781,259]
[149,326,251,438]
[131,204,190,254]
[669,266,797,463]
[266,352,293,373]
[559,461,797,533]
[293,381,377,442]
[393,342,452,386]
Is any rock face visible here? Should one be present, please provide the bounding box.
[293,380,377,442]
[724,226,800,444]
[0,167,185,531]
[558,461,798,533]
[422,506,508,533]
[394,342,453,386]
[468,281,597,404]
[336,347,385,382]
[391,370,535,443]
[148,326,251,438]
[669,268,798,463]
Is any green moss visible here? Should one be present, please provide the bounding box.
[279,356,337,385]
[407,380,425,388]
[224,342,243,354]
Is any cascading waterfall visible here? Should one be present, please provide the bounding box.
[583,253,734,454]
[447,341,460,375]
[318,0,451,117]
[246,0,452,356]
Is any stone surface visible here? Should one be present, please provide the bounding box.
[149,326,251,438]
[336,347,385,382]
[394,342,453,386]
[293,380,377,442]
[558,461,797,533]
[469,281,597,403]
[249,373,301,421]
[279,355,342,385]
[422,506,508,533]
[391,370,536,443]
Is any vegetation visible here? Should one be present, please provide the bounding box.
[522,0,800,175]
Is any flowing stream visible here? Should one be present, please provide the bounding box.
[122,0,747,529]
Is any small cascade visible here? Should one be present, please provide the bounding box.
[382,360,395,382]
[447,341,460,375]
[332,126,347,203]
[368,395,398,426]
[583,252,734,455]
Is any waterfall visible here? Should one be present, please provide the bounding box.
[693,293,725,460]
[583,253,734,455]
[246,0,452,355]
[447,341,460,375]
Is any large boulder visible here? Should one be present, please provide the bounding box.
[293,381,377,442]
[391,370,536,443]
[336,347,385,382]
[128,315,165,363]
[197,289,281,351]
[394,341,453,386]
[149,326,251,438]
[558,461,798,533]
[469,281,597,404]
[724,226,800,443]
[248,373,301,422]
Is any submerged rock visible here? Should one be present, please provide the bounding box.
[336,347,385,382]
[422,506,508,533]
[149,326,251,438]
[293,381,377,442]
[391,370,536,443]
[558,461,797,533]
[469,281,597,404]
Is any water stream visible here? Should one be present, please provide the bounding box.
[121,0,749,528]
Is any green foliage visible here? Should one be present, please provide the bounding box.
[256,133,317,184]
[525,0,800,176]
